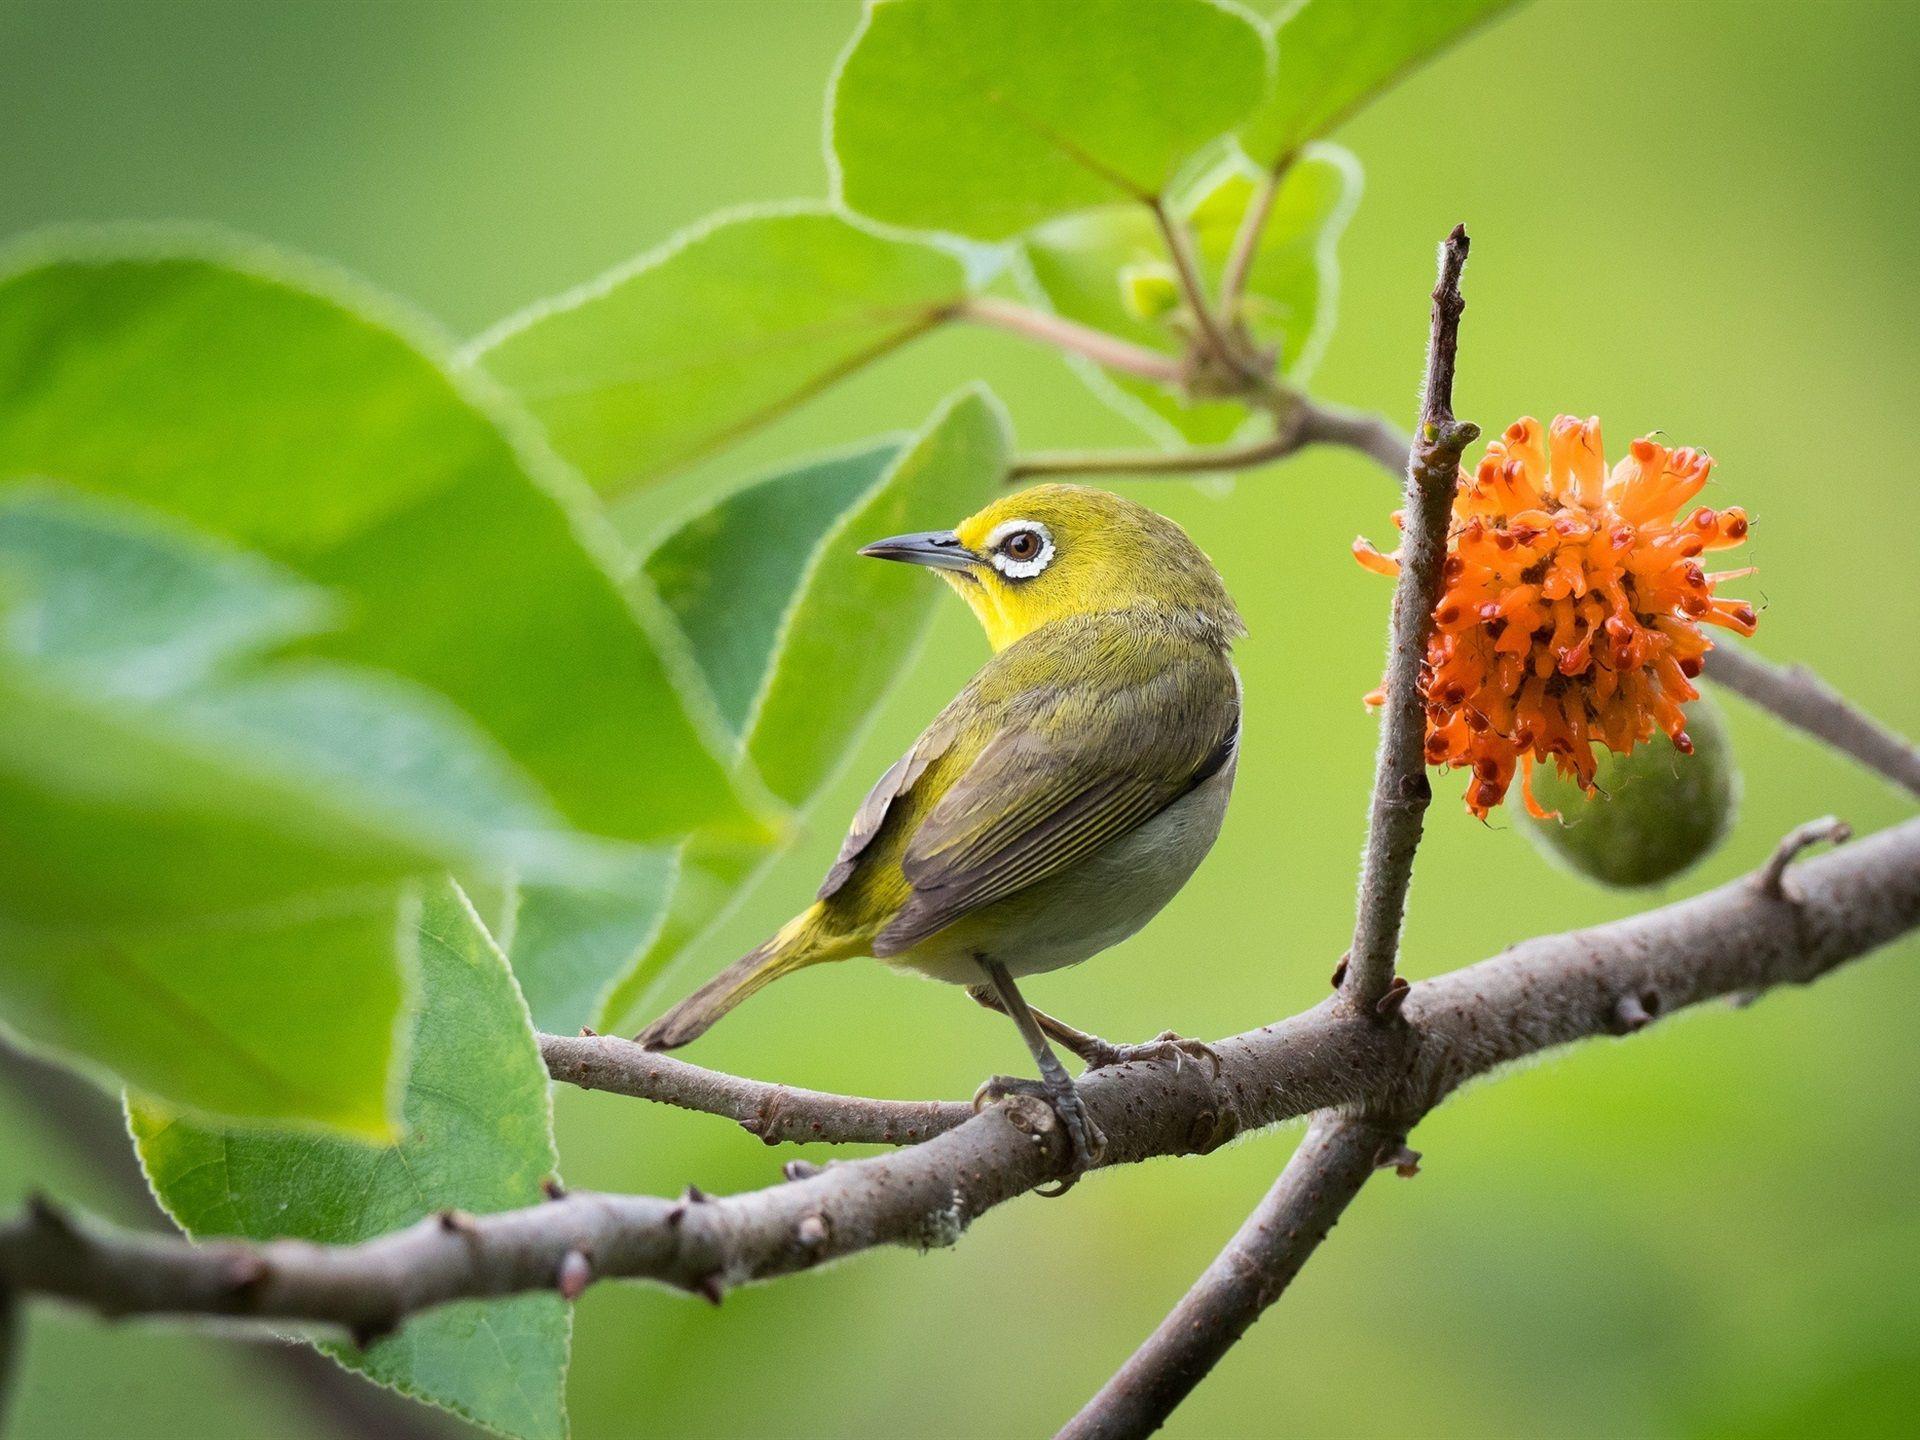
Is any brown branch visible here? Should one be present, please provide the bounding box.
[1704,644,1920,799]
[1057,1114,1398,1440]
[951,296,1187,386]
[1149,198,1241,377]
[5,815,1916,1335]
[539,1033,971,1147]
[1342,225,1477,1016]
[1,1279,18,1436]
[1007,400,1414,483]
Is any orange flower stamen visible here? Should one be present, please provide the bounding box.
[1358,415,1757,817]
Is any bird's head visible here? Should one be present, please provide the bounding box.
[860,483,1243,651]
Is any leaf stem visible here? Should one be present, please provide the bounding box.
[952,297,1185,385]
[1149,198,1244,376]
[1217,158,1287,322]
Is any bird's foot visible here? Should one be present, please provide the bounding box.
[1076,1030,1222,1078]
[972,1073,1106,1193]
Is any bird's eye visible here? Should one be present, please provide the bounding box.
[1002,529,1041,561]
[985,518,1054,579]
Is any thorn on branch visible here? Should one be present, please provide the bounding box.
[435,1208,477,1237]
[1609,990,1662,1035]
[1374,1143,1423,1178]
[578,1025,597,1038]
[556,1248,593,1303]
[539,1176,567,1202]
[1755,817,1852,901]
[1330,954,1349,989]
[692,1273,726,1307]
[1373,976,1411,1020]
[782,1159,827,1183]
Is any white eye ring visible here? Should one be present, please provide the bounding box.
[984,519,1054,580]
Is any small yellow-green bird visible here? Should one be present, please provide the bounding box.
[640,483,1242,1175]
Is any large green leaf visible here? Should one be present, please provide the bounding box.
[0,485,623,1133]
[470,207,965,494]
[1241,0,1521,166]
[830,0,1273,240]
[599,389,1010,1030]
[0,239,754,844]
[1022,146,1358,445]
[131,881,569,1440]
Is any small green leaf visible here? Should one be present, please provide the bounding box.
[1241,0,1522,167]
[1022,146,1358,445]
[471,207,965,494]
[0,239,753,843]
[132,881,569,1440]
[647,440,900,737]
[830,0,1273,240]
[1521,696,1740,890]
[503,848,678,1036]
[599,390,1010,1028]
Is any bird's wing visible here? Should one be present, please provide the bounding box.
[870,624,1238,958]
[816,708,964,901]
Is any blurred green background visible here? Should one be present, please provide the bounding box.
[3,0,1916,1436]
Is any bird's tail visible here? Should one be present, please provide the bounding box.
[636,904,851,1050]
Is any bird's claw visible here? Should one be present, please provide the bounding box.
[1082,1030,1222,1078]
[973,1074,1106,1194]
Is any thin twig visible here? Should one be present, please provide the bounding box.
[1150,198,1242,376]
[1704,645,1920,799]
[1057,1115,1395,1440]
[1007,399,1414,483]
[951,297,1187,386]
[1216,162,1284,324]
[1753,815,1852,900]
[540,1033,970,1146]
[1342,225,1478,1016]
[6,816,1916,1332]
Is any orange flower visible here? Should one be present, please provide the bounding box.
[1355,415,1756,818]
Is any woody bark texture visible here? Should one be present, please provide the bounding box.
[1342,224,1478,1015]
[5,814,1916,1334]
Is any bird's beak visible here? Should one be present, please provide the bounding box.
[857,529,980,572]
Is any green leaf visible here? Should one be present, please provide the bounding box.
[1240,0,1521,166]
[3,889,407,1139]
[647,440,900,737]
[1022,146,1358,445]
[0,238,754,844]
[502,849,678,1036]
[470,206,966,494]
[830,0,1273,240]
[0,486,634,1134]
[599,389,1011,1029]
[131,880,569,1440]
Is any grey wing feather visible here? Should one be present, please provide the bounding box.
[816,717,957,900]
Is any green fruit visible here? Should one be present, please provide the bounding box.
[1118,263,1182,322]
[1521,694,1739,888]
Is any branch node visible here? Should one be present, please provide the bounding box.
[1374,1142,1423,1179]
[781,1159,827,1183]
[435,1208,477,1237]
[539,1176,567,1202]
[348,1317,397,1352]
[795,1214,830,1251]
[1609,990,1662,1035]
[1755,817,1853,901]
[578,1025,597,1038]
[1330,954,1350,989]
[556,1248,593,1303]
[221,1251,270,1298]
[1373,976,1412,1021]
[692,1272,726,1307]
[23,1194,75,1240]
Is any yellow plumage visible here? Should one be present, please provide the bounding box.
[639,484,1243,1173]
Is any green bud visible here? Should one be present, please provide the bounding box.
[1521,695,1739,888]
[1119,263,1181,322]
